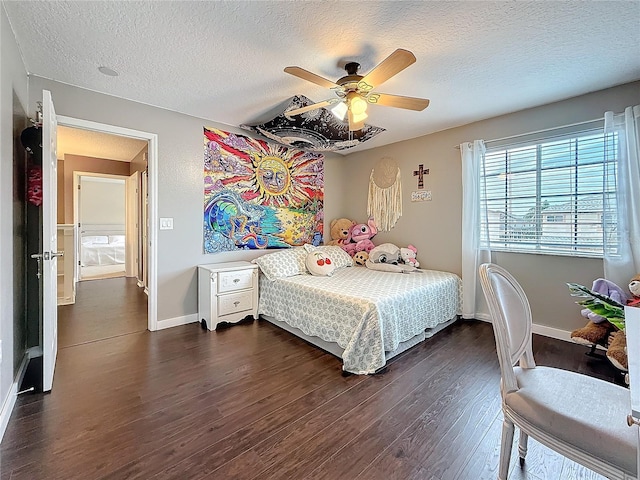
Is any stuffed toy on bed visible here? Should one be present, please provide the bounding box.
[327,218,355,246]
[365,243,418,273]
[353,251,369,266]
[342,217,378,256]
[400,245,419,268]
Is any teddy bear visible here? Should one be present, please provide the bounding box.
[569,275,640,372]
[341,217,378,256]
[605,274,640,371]
[400,245,419,268]
[570,278,628,346]
[353,251,369,266]
[326,218,355,246]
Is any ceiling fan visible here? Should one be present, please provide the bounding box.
[284,49,430,131]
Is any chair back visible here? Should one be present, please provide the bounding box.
[479,263,536,395]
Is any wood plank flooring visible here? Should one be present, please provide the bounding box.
[1,277,624,480]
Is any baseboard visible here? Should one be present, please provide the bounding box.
[156,313,198,331]
[0,348,34,442]
[471,314,574,343]
[531,324,574,342]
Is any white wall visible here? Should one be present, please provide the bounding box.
[0,3,29,431]
[28,76,345,322]
[341,81,640,334]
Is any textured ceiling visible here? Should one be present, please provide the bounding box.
[4,1,640,154]
[57,126,147,162]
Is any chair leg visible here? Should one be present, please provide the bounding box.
[498,418,515,480]
[518,429,528,466]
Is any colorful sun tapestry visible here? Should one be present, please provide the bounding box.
[203,127,324,253]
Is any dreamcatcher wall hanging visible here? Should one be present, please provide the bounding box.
[368,157,402,231]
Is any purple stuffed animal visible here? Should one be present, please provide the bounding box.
[581,278,629,323]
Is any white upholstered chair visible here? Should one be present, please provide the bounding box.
[479,263,638,480]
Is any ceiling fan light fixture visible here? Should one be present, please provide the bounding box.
[351,110,368,124]
[331,101,348,121]
[349,95,368,116]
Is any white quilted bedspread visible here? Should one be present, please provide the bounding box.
[258,267,462,374]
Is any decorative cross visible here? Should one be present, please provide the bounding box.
[413,164,429,189]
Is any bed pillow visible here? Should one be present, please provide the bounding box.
[305,250,336,277]
[303,244,354,269]
[82,235,109,246]
[108,235,125,245]
[251,247,308,281]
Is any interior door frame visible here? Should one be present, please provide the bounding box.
[73,172,130,281]
[58,115,158,331]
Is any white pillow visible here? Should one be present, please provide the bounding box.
[303,244,353,269]
[251,247,308,281]
[305,251,336,277]
[82,235,109,245]
[108,235,125,245]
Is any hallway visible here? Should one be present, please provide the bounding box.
[59,277,147,348]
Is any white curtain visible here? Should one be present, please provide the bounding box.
[461,140,490,319]
[604,105,640,290]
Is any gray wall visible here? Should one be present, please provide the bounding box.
[60,154,131,223]
[27,77,640,332]
[28,76,345,322]
[342,81,640,333]
[1,4,29,414]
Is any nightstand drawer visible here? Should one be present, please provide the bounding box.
[218,269,254,293]
[218,290,253,316]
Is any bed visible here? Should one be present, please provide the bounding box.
[254,246,462,374]
[80,228,126,267]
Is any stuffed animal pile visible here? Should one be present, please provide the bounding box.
[325,217,422,270]
[570,274,640,372]
[325,217,378,257]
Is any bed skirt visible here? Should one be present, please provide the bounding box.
[260,313,459,372]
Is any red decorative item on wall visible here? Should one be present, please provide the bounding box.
[27,165,43,206]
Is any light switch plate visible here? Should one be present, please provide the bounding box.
[160,217,174,230]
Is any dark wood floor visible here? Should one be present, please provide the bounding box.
[1,279,622,479]
[58,276,148,348]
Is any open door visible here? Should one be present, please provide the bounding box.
[42,90,60,392]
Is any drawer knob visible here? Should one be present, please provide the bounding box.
[234,301,240,307]
[233,278,240,283]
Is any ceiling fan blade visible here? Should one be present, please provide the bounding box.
[284,67,339,89]
[367,93,430,111]
[358,49,416,90]
[285,100,334,117]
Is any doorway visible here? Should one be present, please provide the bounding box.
[76,174,127,281]
[56,116,158,332]
[55,124,151,347]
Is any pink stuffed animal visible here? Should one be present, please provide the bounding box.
[400,245,419,268]
[342,217,378,256]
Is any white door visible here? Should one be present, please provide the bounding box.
[42,90,59,392]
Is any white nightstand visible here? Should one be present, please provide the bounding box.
[197,261,259,331]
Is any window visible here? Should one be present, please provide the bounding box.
[480,128,618,257]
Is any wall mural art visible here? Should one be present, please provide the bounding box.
[203,127,324,253]
[240,95,385,152]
